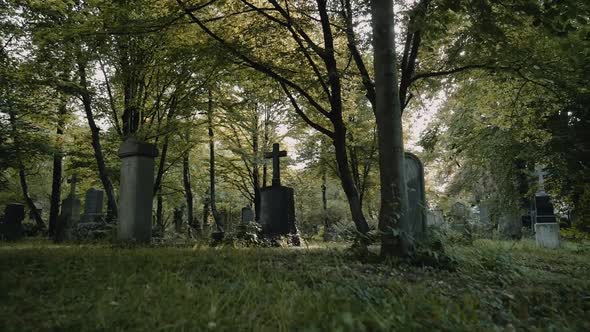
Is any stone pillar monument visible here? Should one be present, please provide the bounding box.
[259,143,297,236]
[118,138,158,243]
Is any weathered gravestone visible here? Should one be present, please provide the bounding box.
[426,209,444,227]
[81,188,104,223]
[535,222,560,248]
[55,175,81,242]
[404,152,426,236]
[498,210,523,239]
[118,138,158,243]
[449,202,469,229]
[241,206,254,224]
[259,143,297,239]
[0,203,25,240]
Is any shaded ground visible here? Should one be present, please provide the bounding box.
[1,239,589,331]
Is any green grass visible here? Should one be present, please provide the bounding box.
[1,239,589,331]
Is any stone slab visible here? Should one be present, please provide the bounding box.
[535,223,560,249]
[404,152,426,236]
[259,185,296,236]
[0,203,25,240]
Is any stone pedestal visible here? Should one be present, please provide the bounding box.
[535,223,560,249]
[118,138,158,243]
[259,186,296,236]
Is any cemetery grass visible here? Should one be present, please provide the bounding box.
[1,239,589,332]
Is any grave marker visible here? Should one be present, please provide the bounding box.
[259,143,297,238]
[117,138,158,243]
[82,188,104,223]
[55,174,81,242]
[404,152,426,236]
[0,203,25,240]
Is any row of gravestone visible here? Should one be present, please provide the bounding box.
[0,180,105,241]
[239,150,430,242]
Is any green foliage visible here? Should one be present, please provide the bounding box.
[1,239,589,331]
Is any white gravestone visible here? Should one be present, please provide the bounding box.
[535,223,560,249]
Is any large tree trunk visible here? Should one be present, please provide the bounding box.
[156,193,164,235]
[8,111,45,230]
[18,167,45,230]
[322,171,331,241]
[48,100,67,236]
[332,119,369,234]
[77,59,118,222]
[207,90,223,232]
[371,0,411,257]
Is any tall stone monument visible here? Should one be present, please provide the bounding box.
[259,143,296,236]
[55,175,81,242]
[118,138,158,243]
[404,152,426,236]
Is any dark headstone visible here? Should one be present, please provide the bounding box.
[534,195,557,223]
[55,175,81,242]
[259,143,298,240]
[498,210,522,239]
[404,152,426,236]
[0,203,25,240]
[260,186,296,235]
[82,188,104,223]
[241,207,254,224]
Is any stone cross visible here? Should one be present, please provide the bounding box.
[264,143,287,187]
[534,165,549,194]
[67,174,79,197]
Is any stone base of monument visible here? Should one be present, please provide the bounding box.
[259,186,296,234]
[118,138,158,243]
[535,223,560,249]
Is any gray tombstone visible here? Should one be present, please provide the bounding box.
[404,152,426,236]
[241,207,254,224]
[55,175,81,242]
[449,202,470,232]
[498,209,523,239]
[0,203,26,240]
[118,138,158,243]
[259,143,297,238]
[82,188,104,223]
[535,223,560,248]
[426,209,444,227]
